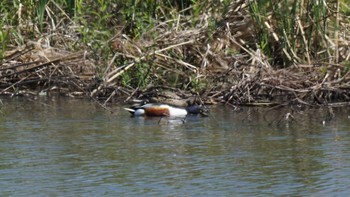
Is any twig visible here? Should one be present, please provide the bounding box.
[105,39,195,84]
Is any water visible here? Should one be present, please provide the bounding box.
[1,97,350,196]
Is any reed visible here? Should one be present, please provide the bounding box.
[1,0,350,105]
[0,22,9,60]
[248,0,336,67]
[0,1,14,59]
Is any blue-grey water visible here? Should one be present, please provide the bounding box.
[1,97,350,196]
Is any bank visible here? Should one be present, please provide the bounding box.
[1,1,350,107]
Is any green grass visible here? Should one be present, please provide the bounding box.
[248,0,338,67]
[0,0,349,89]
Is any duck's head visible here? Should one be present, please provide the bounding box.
[185,105,209,116]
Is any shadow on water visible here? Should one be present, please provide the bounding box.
[0,97,350,196]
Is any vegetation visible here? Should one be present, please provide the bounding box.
[0,0,350,106]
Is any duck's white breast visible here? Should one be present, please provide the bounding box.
[167,106,187,117]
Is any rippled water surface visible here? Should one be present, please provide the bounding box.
[1,97,350,196]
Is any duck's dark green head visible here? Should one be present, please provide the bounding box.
[185,105,209,116]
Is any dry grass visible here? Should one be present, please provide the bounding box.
[1,1,350,107]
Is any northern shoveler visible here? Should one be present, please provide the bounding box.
[124,103,207,117]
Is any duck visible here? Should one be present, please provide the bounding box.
[124,103,207,117]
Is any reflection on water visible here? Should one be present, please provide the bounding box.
[0,97,350,196]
